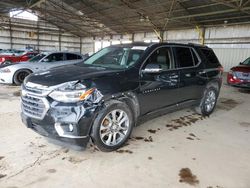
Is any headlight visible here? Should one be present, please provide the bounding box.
[0,68,11,73]
[49,81,95,103]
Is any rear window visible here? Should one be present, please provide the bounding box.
[200,48,220,65]
[175,47,194,68]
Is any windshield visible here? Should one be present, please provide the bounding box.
[82,46,146,69]
[242,57,250,65]
[29,54,46,62]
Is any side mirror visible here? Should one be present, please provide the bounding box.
[239,62,243,65]
[142,64,162,74]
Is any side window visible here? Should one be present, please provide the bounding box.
[144,47,173,71]
[46,53,64,62]
[191,49,200,65]
[175,47,194,68]
[243,57,250,65]
[66,53,81,60]
[200,48,220,65]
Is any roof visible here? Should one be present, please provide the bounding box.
[1,0,250,37]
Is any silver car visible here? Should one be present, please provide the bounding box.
[0,52,85,85]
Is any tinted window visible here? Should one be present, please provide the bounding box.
[243,57,250,65]
[83,47,145,69]
[27,53,38,58]
[145,47,173,71]
[46,53,64,62]
[66,53,82,60]
[201,48,219,65]
[175,47,194,68]
[191,49,199,65]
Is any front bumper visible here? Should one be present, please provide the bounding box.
[21,99,99,147]
[0,72,13,84]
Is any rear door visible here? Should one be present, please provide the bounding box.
[139,46,181,115]
[173,46,207,102]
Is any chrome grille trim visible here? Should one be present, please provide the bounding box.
[21,93,50,120]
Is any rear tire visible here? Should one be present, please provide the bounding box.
[91,101,134,152]
[13,69,32,85]
[195,87,218,116]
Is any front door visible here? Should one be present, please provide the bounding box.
[138,46,180,115]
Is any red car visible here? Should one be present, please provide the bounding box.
[0,51,38,65]
[227,57,250,88]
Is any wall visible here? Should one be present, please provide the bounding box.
[0,16,249,71]
[0,17,81,53]
[81,25,250,72]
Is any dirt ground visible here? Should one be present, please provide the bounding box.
[0,79,250,188]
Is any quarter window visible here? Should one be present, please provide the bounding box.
[144,47,173,71]
[201,48,220,65]
[175,47,194,68]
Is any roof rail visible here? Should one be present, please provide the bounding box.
[188,43,208,47]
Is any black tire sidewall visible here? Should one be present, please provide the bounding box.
[13,70,31,85]
[200,87,218,116]
[91,101,134,152]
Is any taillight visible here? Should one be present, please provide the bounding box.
[0,57,5,62]
[227,70,241,83]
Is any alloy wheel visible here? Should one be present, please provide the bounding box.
[204,90,216,112]
[99,109,129,146]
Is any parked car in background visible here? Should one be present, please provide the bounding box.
[0,49,25,56]
[0,51,39,65]
[20,42,223,151]
[0,52,85,85]
[227,57,250,88]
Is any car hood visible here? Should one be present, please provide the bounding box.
[231,65,250,72]
[25,64,123,87]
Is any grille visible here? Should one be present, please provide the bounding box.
[25,86,43,95]
[22,94,49,120]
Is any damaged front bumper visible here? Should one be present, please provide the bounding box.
[21,89,101,147]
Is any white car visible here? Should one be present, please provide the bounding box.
[0,52,85,85]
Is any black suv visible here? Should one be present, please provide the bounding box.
[21,43,223,151]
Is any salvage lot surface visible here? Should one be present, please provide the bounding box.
[0,80,250,188]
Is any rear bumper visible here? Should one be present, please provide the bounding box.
[228,82,250,89]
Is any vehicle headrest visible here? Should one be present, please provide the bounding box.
[157,55,166,64]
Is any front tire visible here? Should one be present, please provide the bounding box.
[91,101,134,152]
[196,87,218,116]
[13,69,32,85]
